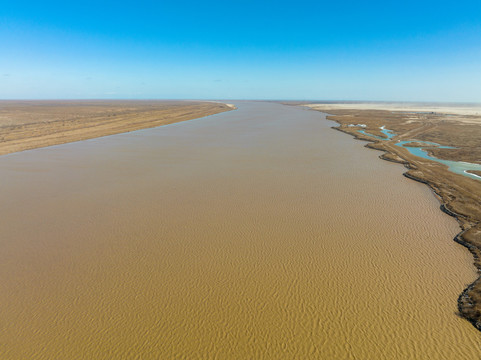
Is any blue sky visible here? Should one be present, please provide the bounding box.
[1,0,480,101]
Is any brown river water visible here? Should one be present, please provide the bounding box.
[0,102,480,359]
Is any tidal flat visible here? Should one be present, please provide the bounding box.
[1,102,480,358]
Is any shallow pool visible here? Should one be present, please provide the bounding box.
[354,126,481,181]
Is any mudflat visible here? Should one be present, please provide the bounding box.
[1,102,480,358]
[0,100,233,155]
[304,102,481,331]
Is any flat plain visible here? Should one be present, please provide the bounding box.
[0,100,233,155]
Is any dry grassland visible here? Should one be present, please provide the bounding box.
[0,100,233,155]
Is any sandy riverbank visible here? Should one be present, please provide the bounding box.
[0,100,234,156]
[301,102,481,331]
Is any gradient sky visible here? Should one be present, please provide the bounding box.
[1,0,481,101]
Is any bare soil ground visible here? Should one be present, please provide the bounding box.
[0,100,233,155]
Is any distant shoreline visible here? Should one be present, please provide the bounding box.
[0,100,235,156]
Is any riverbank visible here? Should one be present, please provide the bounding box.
[0,100,234,156]
[300,103,481,331]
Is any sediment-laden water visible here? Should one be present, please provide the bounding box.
[0,102,480,359]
